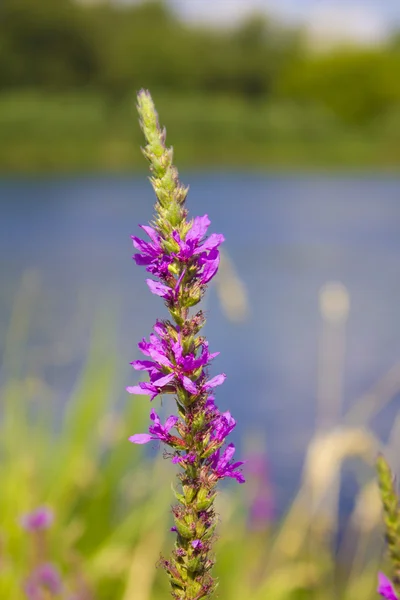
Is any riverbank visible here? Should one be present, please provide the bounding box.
[1,91,399,173]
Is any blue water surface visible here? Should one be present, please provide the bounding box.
[1,173,400,512]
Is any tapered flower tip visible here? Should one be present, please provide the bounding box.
[378,573,399,600]
[137,89,157,123]
[20,506,53,531]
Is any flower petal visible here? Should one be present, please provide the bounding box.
[146,279,172,298]
[182,375,198,394]
[186,214,210,242]
[378,573,399,600]
[140,224,160,245]
[129,433,153,444]
[126,385,152,396]
[153,372,175,388]
[204,373,226,389]
[131,360,156,371]
[197,233,225,253]
[200,249,220,283]
[164,415,179,432]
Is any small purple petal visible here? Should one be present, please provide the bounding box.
[131,360,156,371]
[140,224,160,245]
[204,373,226,389]
[221,443,236,464]
[201,249,221,283]
[146,279,172,298]
[148,348,173,368]
[126,385,152,396]
[153,372,175,388]
[186,215,211,242]
[164,415,179,432]
[197,233,225,253]
[129,433,153,444]
[133,253,152,266]
[182,375,198,394]
[153,321,167,336]
[378,573,399,600]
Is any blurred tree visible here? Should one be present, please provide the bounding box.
[277,48,400,125]
[0,0,98,90]
[0,0,398,132]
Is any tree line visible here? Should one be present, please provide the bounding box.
[1,0,400,126]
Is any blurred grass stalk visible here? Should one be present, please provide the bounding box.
[0,264,399,599]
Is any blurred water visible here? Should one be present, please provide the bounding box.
[1,174,400,509]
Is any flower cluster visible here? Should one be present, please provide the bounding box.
[20,507,63,600]
[127,90,244,599]
[20,507,90,600]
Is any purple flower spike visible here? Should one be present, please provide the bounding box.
[130,90,244,597]
[129,409,178,445]
[378,573,399,600]
[20,507,53,532]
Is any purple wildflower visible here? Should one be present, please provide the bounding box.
[209,443,245,484]
[127,324,224,400]
[20,507,53,532]
[378,573,399,600]
[132,215,224,285]
[132,225,172,278]
[172,453,196,465]
[24,563,62,600]
[210,411,236,442]
[129,409,178,445]
[191,539,204,551]
[129,89,243,598]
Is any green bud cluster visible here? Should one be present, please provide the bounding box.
[377,454,400,591]
[137,89,188,237]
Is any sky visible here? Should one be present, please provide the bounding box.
[168,0,400,45]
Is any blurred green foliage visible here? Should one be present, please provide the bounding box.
[0,271,398,599]
[0,0,399,170]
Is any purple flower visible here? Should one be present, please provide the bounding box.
[24,563,62,599]
[132,225,172,277]
[191,539,204,550]
[132,215,224,286]
[127,323,223,400]
[210,411,236,442]
[171,217,224,284]
[378,573,399,600]
[172,453,196,465]
[129,409,178,445]
[210,443,245,484]
[20,507,53,532]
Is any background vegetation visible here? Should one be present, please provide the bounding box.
[1,0,400,171]
[1,270,398,599]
